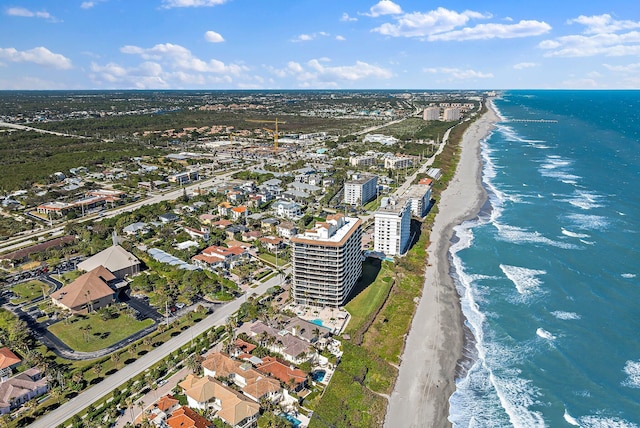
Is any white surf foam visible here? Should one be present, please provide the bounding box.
[551,311,581,320]
[621,273,636,279]
[566,213,610,230]
[536,328,556,340]
[622,360,640,389]
[564,409,580,426]
[496,223,578,249]
[500,264,546,295]
[579,416,639,428]
[561,228,590,239]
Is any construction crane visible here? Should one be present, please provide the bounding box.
[245,118,285,152]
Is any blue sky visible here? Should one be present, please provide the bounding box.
[1,0,639,90]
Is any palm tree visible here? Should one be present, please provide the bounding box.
[111,352,121,370]
[50,386,63,406]
[93,363,103,377]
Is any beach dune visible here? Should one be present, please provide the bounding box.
[385,102,499,428]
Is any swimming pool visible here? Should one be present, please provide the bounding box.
[310,318,324,327]
[280,412,302,427]
[312,370,326,382]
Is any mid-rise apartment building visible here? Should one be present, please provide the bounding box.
[405,184,432,218]
[384,156,413,170]
[349,155,377,167]
[443,107,461,121]
[344,174,378,206]
[423,107,440,121]
[291,214,362,308]
[374,197,411,256]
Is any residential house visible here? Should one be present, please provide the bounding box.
[201,353,282,403]
[231,206,248,221]
[198,213,216,225]
[0,348,21,381]
[276,222,298,241]
[241,230,261,242]
[178,375,260,428]
[184,226,210,241]
[122,222,149,236]
[258,236,284,252]
[0,368,49,415]
[211,219,232,229]
[144,394,180,427]
[257,356,307,392]
[158,213,180,224]
[166,405,212,428]
[248,322,315,364]
[192,245,247,270]
[261,218,280,233]
[272,199,303,220]
[217,201,232,217]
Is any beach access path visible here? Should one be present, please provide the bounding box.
[385,103,499,428]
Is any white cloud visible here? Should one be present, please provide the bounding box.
[291,32,334,42]
[364,1,402,18]
[569,14,640,35]
[513,62,539,70]
[204,31,225,43]
[6,7,56,20]
[372,7,489,38]
[603,62,640,72]
[120,43,245,75]
[341,12,357,22]
[429,20,550,41]
[0,46,72,69]
[424,67,493,80]
[81,2,95,8]
[270,58,393,87]
[161,0,228,8]
[336,35,346,41]
[540,14,640,57]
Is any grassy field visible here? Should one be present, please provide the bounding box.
[11,280,49,303]
[344,260,394,335]
[48,313,154,352]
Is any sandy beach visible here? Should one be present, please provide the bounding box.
[385,101,499,428]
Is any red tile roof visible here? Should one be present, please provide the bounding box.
[167,406,212,428]
[0,348,21,369]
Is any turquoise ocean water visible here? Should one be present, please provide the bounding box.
[448,91,640,427]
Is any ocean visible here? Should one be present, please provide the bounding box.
[448,91,640,427]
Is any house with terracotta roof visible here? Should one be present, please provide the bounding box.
[50,265,117,314]
[211,219,233,229]
[143,394,180,426]
[178,375,259,428]
[0,348,21,381]
[231,206,248,221]
[192,245,248,270]
[258,236,284,252]
[257,356,307,392]
[0,368,48,415]
[183,226,210,241]
[201,353,282,403]
[166,405,212,428]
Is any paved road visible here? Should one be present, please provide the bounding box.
[29,272,286,428]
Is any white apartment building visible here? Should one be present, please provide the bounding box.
[443,107,461,121]
[374,197,411,256]
[405,184,432,218]
[291,214,362,308]
[423,107,440,121]
[344,174,378,206]
[384,156,413,170]
[349,155,377,167]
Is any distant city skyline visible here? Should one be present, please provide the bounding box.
[1,0,639,90]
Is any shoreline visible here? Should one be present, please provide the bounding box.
[384,101,499,428]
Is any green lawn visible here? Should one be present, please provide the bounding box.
[258,252,288,267]
[11,280,49,303]
[344,260,394,334]
[48,313,154,352]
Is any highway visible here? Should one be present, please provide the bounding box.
[29,272,287,428]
